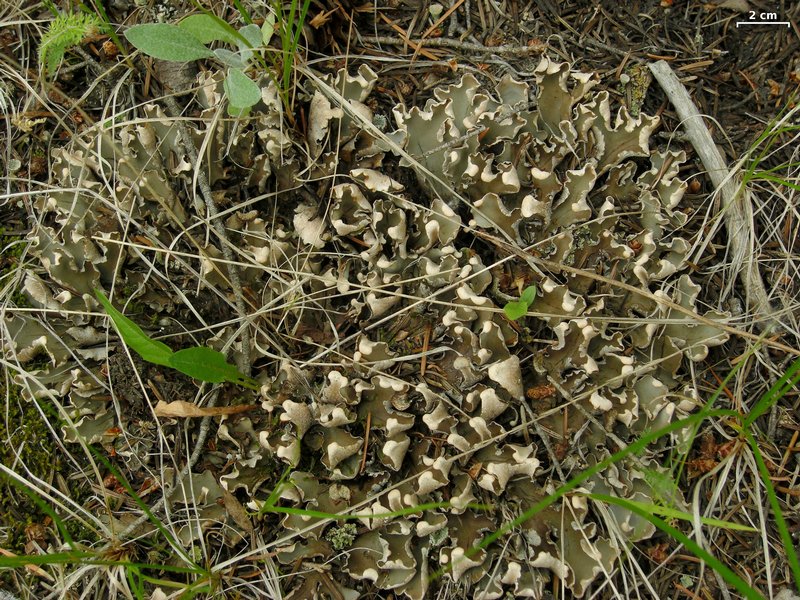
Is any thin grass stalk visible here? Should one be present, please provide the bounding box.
[589,494,764,600]
[742,429,800,592]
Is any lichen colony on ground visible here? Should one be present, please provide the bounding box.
[6,58,728,598]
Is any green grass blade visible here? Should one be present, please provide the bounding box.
[743,429,800,592]
[672,349,751,485]
[89,561,207,574]
[94,289,174,367]
[0,550,96,568]
[232,0,253,24]
[0,464,76,546]
[743,355,800,428]
[430,407,739,581]
[580,493,757,532]
[282,0,311,96]
[749,172,800,191]
[258,465,293,515]
[589,493,764,600]
[754,159,800,174]
[90,449,201,570]
[125,564,145,600]
[80,1,128,66]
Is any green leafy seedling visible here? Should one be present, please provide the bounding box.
[124,18,260,115]
[123,2,311,118]
[39,11,106,75]
[124,9,286,117]
[503,284,537,321]
[94,289,258,390]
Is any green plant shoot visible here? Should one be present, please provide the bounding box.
[94,289,258,390]
[123,3,311,117]
[39,12,106,75]
[503,284,537,320]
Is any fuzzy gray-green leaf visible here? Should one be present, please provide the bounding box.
[237,23,262,50]
[214,47,247,69]
[125,24,214,62]
[224,68,261,111]
[94,289,174,367]
[178,14,240,46]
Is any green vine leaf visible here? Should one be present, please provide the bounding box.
[94,289,174,367]
[124,23,214,62]
[169,347,258,389]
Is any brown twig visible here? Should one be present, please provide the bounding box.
[361,35,546,56]
[649,60,783,333]
[421,0,467,40]
[376,15,441,60]
[420,322,431,377]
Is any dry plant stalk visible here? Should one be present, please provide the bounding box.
[649,60,780,332]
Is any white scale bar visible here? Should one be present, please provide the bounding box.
[735,21,790,27]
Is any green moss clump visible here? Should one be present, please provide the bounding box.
[0,381,98,558]
[0,385,55,554]
[0,227,32,309]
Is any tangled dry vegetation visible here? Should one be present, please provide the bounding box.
[2,2,800,599]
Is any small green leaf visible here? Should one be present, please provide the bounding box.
[503,300,528,321]
[94,289,174,367]
[261,12,275,45]
[168,347,258,388]
[224,68,261,111]
[178,14,240,46]
[520,284,537,306]
[124,24,214,62]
